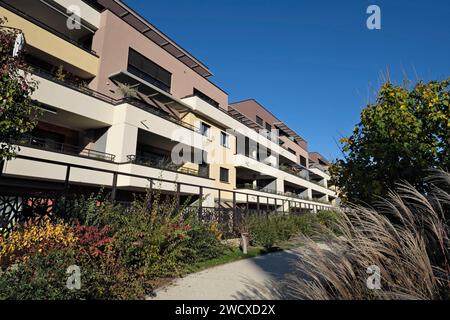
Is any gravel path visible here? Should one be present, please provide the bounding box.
[148,248,304,300]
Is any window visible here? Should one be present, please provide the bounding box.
[200,122,211,138]
[220,132,229,148]
[194,89,220,108]
[127,48,172,92]
[265,123,272,132]
[256,116,263,127]
[220,167,229,183]
[288,148,296,155]
[300,156,307,167]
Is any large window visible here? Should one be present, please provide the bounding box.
[220,167,229,183]
[220,131,229,148]
[128,48,172,93]
[300,155,307,167]
[200,122,211,138]
[194,89,220,108]
[256,116,263,127]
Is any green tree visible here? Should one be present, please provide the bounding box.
[332,78,450,204]
[0,17,39,161]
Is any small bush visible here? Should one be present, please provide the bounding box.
[246,215,280,249]
[0,219,77,269]
[0,246,144,300]
[184,221,228,263]
[242,212,338,250]
[317,210,339,227]
[75,190,227,285]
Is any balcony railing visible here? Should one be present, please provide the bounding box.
[236,183,330,204]
[1,1,98,56]
[29,65,118,104]
[309,163,330,175]
[279,164,310,181]
[122,98,200,134]
[127,155,209,178]
[28,67,200,134]
[13,135,116,162]
[309,179,327,188]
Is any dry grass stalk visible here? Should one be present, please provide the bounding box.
[285,170,450,300]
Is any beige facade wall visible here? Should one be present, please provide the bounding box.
[182,96,298,164]
[181,112,236,192]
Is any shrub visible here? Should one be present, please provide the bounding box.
[242,213,329,249]
[77,190,227,286]
[316,210,342,235]
[246,215,280,249]
[0,245,144,300]
[74,224,113,258]
[184,221,228,263]
[0,219,77,268]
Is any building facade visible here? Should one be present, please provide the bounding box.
[0,0,337,221]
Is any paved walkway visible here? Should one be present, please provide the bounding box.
[149,248,304,300]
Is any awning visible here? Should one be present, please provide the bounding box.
[228,107,263,131]
[273,121,306,144]
[109,70,192,113]
[96,0,212,78]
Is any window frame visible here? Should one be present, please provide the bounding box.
[200,122,211,138]
[220,131,229,148]
[127,48,172,93]
[256,115,263,127]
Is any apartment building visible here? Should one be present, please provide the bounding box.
[0,0,337,220]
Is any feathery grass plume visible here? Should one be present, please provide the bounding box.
[284,170,450,300]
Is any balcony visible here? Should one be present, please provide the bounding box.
[123,98,200,134]
[236,184,331,205]
[127,155,209,178]
[29,64,117,104]
[0,2,99,77]
[309,162,330,175]
[27,66,201,135]
[13,135,116,162]
[279,164,310,181]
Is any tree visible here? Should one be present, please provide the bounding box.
[0,17,40,161]
[332,78,450,204]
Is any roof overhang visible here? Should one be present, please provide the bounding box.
[273,121,306,145]
[228,107,263,131]
[96,0,212,78]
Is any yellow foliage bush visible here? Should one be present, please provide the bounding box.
[0,219,77,267]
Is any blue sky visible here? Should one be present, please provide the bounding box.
[124,0,450,160]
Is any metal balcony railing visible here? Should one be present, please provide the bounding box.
[28,67,201,134]
[279,164,310,181]
[29,65,118,104]
[122,98,200,133]
[236,183,330,204]
[309,163,330,175]
[127,155,209,178]
[1,1,98,56]
[13,135,116,162]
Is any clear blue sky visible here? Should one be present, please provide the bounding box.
[124,0,450,160]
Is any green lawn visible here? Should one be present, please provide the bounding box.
[185,238,304,274]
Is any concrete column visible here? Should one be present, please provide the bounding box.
[105,123,138,162]
[276,178,284,194]
[301,188,312,200]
